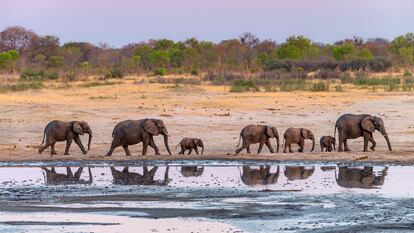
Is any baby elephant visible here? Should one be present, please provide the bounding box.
[320,136,336,152]
[283,128,315,153]
[38,120,92,156]
[176,138,204,155]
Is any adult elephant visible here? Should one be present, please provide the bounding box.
[240,165,280,186]
[180,166,204,177]
[334,114,392,152]
[38,120,92,156]
[42,167,93,185]
[106,118,172,156]
[284,166,315,181]
[335,166,388,189]
[235,125,280,154]
[110,166,169,185]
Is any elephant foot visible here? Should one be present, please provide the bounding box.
[155,152,161,156]
[82,151,87,155]
[63,152,69,155]
[363,149,368,152]
[370,147,376,151]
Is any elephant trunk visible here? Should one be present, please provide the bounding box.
[383,134,392,151]
[164,134,172,155]
[311,136,315,152]
[201,145,204,155]
[87,132,92,150]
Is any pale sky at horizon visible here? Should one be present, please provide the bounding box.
[1,0,413,47]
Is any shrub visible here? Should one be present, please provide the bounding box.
[190,69,199,76]
[335,85,344,92]
[230,79,259,92]
[104,68,124,79]
[0,81,44,93]
[280,79,312,91]
[311,81,330,92]
[353,75,400,86]
[20,69,59,80]
[154,67,167,76]
[80,81,123,88]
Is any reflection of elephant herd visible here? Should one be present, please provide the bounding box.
[37,113,392,156]
[40,165,388,189]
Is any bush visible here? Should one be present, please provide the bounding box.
[20,69,59,80]
[190,69,199,76]
[339,73,353,84]
[154,67,167,76]
[311,81,330,92]
[230,79,259,92]
[353,75,400,86]
[280,79,312,91]
[104,68,124,79]
[80,81,123,88]
[335,85,344,92]
[0,81,44,93]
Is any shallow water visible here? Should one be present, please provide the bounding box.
[0,161,413,232]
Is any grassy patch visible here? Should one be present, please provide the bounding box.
[230,80,259,92]
[353,75,400,86]
[311,81,330,92]
[0,81,44,93]
[279,80,312,91]
[79,81,123,88]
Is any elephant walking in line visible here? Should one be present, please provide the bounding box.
[42,167,93,185]
[176,138,204,155]
[38,120,92,156]
[335,166,388,189]
[235,125,280,154]
[106,118,172,156]
[334,114,392,152]
[283,128,315,153]
[320,136,336,152]
[284,166,315,181]
[110,166,169,185]
[240,165,280,186]
[180,166,204,177]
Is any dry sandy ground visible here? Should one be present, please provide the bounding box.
[1,80,414,163]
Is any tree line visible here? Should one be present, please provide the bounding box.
[0,26,413,80]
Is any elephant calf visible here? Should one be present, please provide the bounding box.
[320,136,336,152]
[176,138,204,155]
[38,120,92,156]
[283,128,315,153]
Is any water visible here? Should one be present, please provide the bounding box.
[0,161,413,232]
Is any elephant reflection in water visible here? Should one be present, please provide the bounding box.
[336,166,387,189]
[180,166,204,177]
[110,166,169,185]
[42,167,93,185]
[284,166,315,181]
[240,166,280,186]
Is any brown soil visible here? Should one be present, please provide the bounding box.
[1,80,414,163]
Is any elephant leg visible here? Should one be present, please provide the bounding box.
[368,134,376,151]
[289,144,293,153]
[64,138,73,155]
[74,136,87,154]
[51,143,57,155]
[363,135,369,152]
[106,141,117,157]
[344,139,351,151]
[320,143,324,152]
[122,145,131,156]
[265,140,275,153]
[235,145,246,154]
[194,147,199,155]
[38,142,51,154]
[149,137,160,155]
[283,141,288,153]
[257,142,264,153]
[298,139,304,152]
[246,145,251,154]
[338,132,344,152]
[179,145,185,155]
[188,148,193,155]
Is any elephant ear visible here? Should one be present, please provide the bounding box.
[73,122,84,135]
[266,126,273,137]
[361,117,375,133]
[301,128,308,139]
[143,119,159,135]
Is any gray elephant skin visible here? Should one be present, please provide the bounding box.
[38,120,92,156]
[106,118,172,156]
[320,136,336,152]
[235,125,280,154]
[335,166,387,189]
[283,128,315,153]
[176,138,204,155]
[240,165,280,185]
[335,114,392,152]
[110,166,169,185]
[42,167,92,185]
[284,166,315,180]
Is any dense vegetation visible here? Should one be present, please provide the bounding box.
[0,26,413,84]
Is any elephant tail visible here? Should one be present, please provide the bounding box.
[334,125,337,140]
[235,133,242,148]
[41,130,46,145]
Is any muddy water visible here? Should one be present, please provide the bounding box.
[0,162,413,232]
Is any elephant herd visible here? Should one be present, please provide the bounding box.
[40,165,387,189]
[37,113,392,156]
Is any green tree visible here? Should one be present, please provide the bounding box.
[332,42,354,61]
[0,50,20,71]
[277,36,311,60]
